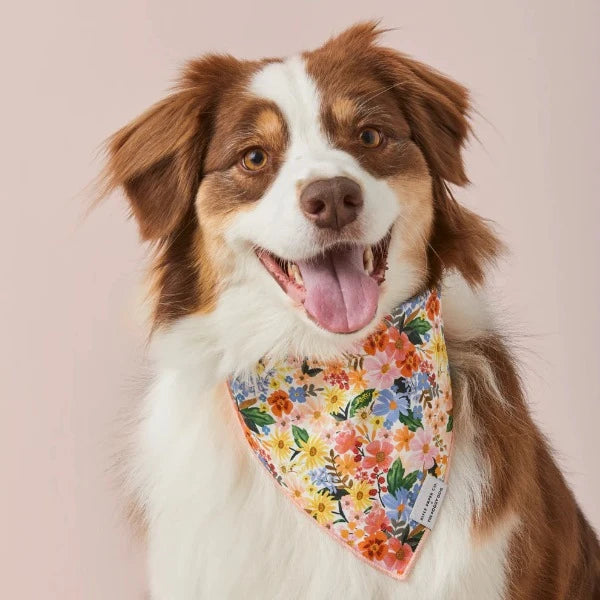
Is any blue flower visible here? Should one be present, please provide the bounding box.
[309,467,337,494]
[289,386,306,403]
[372,388,409,422]
[231,379,252,398]
[408,483,422,505]
[285,375,293,384]
[410,372,430,394]
[261,425,271,436]
[412,405,423,420]
[382,488,412,522]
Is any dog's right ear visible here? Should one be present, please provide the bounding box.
[102,55,238,240]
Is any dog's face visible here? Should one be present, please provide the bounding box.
[105,23,498,355]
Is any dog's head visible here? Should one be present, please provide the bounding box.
[103,22,499,360]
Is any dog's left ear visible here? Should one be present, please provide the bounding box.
[374,43,503,284]
[376,46,470,186]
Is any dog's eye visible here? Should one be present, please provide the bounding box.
[358,128,383,148]
[242,148,268,171]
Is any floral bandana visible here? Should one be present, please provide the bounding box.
[228,288,453,580]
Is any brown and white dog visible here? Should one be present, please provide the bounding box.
[102,22,600,600]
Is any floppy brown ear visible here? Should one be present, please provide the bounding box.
[102,55,237,240]
[374,43,503,283]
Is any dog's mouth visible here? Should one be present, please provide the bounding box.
[256,232,391,334]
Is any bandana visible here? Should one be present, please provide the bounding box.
[228,288,453,580]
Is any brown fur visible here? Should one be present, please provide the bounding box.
[101,23,600,597]
[305,22,502,286]
[449,334,600,598]
[102,23,500,327]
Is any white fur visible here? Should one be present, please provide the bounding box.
[212,57,431,356]
[128,275,515,600]
[232,56,398,260]
[125,58,516,599]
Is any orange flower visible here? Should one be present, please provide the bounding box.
[363,325,389,355]
[348,368,367,390]
[394,426,414,452]
[292,369,309,384]
[267,390,292,417]
[335,453,358,476]
[426,291,440,321]
[398,349,421,377]
[358,531,388,561]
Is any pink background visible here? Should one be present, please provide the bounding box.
[1,1,599,598]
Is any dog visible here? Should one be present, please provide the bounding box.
[101,22,600,599]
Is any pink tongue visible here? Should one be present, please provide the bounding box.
[296,246,379,333]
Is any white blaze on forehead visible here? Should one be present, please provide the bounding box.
[231,55,401,265]
[250,56,325,152]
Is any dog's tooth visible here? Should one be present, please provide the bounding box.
[289,263,304,286]
[363,246,374,274]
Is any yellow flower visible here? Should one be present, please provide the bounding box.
[298,434,328,470]
[307,492,337,524]
[268,377,281,389]
[430,330,448,366]
[349,480,372,512]
[323,387,345,413]
[266,428,293,463]
[370,415,385,429]
[299,473,318,496]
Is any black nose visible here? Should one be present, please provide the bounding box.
[299,177,363,230]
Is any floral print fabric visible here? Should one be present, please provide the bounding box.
[228,288,453,579]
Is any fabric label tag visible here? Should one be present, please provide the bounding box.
[409,474,447,529]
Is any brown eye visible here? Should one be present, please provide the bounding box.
[242,148,268,171]
[358,128,382,148]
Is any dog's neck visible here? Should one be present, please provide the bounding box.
[226,286,453,579]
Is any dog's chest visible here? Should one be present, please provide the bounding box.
[141,376,514,600]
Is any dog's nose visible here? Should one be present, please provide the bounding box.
[300,177,363,230]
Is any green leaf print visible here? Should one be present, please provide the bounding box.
[387,459,405,495]
[292,425,309,447]
[348,389,375,417]
[240,407,276,429]
[398,409,423,432]
[403,317,431,344]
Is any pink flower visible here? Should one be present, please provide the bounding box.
[335,429,357,454]
[365,507,391,535]
[385,329,413,363]
[363,440,394,470]
[409,428,439,470]
[364,351,401,389]
[383,538,413,574]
